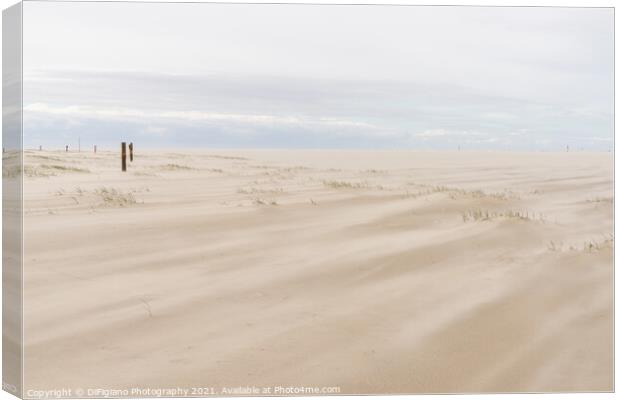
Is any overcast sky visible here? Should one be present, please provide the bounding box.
[23,2,613,150]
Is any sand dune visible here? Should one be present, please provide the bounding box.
[21,149,612,394]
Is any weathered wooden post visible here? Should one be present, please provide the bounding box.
[39,145,42,151]
[121,142,127,172]
[129,142,134,162]
[94,145,97,154]
[65,145,68,152]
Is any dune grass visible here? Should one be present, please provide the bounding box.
[4,165,60,178]
[158,163,195,171]
[586,196,613,204]
[462,209,544,223]
[94,187,136,207]
[30,155,65,162]
[238,186,284,195]
[253,197,278,206]
[323,180,369,189]
[548,235,613,253]
[583,236,614,252]
[406,182,518,201]
[40,164,90,173]
[133,171,160,177]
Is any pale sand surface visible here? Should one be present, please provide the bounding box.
[22,149,613,394]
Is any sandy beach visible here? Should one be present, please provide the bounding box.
[21,149,613,394]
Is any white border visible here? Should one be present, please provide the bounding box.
[0,1,615,400]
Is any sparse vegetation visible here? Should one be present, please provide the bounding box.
[547,240,562,252]
[4,165,54,178]
[586,196,613,204]
[133,171,159,177]
[7,164,90,177]
[250,165,277,170]
[94,187,137,207]
[237,186,284,195]
[30,155,65,162]
[40,164,90,173]
[323,180,369,189]
[158,164,195,171]
[461,209,544,222]
[139,297,153,318]
[406,182,519,201]
[448,187,517,201]
[50,186,148,209]
[253,197,278,206]
[281,166,311,172]
[583,235,614,253]
[548,235,613,253]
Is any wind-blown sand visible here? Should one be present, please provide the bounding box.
[22,149,612,394]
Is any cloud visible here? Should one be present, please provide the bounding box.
[24,102,382,133]
[143,126,168,136]
[22,62,612,150]
[20,4,612,150]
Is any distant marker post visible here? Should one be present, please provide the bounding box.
[121,142,127,172]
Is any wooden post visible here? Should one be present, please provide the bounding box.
[39,145,42,151]
[65,145,68,152]
[121,142,127,172]
[129,142,134,162]
[94,145,97,154]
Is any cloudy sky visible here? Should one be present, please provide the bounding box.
[23,2,613,150]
